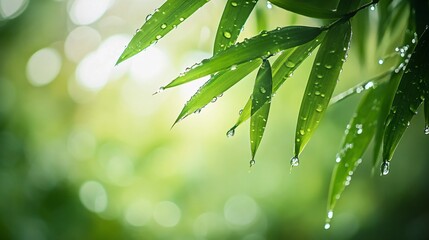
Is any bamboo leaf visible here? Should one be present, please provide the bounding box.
[116,0,209,64]
[214,0,258,54]
[326,83,387,227]
[268,0,344,19]
[164,26,323,89]
[382,28,429,171]
[329,70,392,105]
[293,20,352,160]
[228,34,325,132]
[250,60,272,163]
[174,60,261,125]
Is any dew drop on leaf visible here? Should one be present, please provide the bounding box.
[324,223,331,230]
[259,87,266,94]
[285,61,295,68]
[316,104,323,113]
[223,31,232,39]
[231,1,238,7]
[156,35,162,40]
[179,17,185,22]
[424,125,429,135]
[290,156,299,167]
[381,161,390,176]
[249,159,256,167]
[161,23,167,29]
[226,128,235,137]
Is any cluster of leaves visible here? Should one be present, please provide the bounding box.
[116,0,429,228]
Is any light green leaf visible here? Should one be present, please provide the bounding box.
[164,26,323,89]
[294,20,352,158]
[116,0,209,64]
[214,0,258,54]
[382,28,429,168]
[174,60,261,125]
[229,34,325,132]
[250,60,272,162]
[326,83,387,226]
[329,70,392,105]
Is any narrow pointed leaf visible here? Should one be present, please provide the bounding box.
[329,70,392,105]
[294,20,352,157]
[174,60,261,124]
[250,60,272,159]
[116,0,209,64]
[164,26,323,89]
[229,34,325,131]
[383,28,429,163]
[327,83,387,225]
[269,0,345,19]
[214,0,258,54]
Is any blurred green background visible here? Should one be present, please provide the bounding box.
[0,0,428,239]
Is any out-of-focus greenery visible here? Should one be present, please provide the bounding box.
[0,0,428,239]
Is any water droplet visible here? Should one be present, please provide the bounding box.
[266,1,272,9]
[327,210,333,219]
[145,14,153,21]
[179,17,185,22]
[223,31,232,39]
[378,59,384,65]
[230,65,237,70]
[156,35,162,40]
[315,91,321,96]
[226,128,235,137]
[249,159,256,167]
[211,97,217,103]
[424,125,429,135]
[161,23,167,29]
[259,87,266,94]
[231,1,238,7]
[370,5,375,11]
[194,108,202,114]
[364,82,374,89]
[335,157,341,163]
[324,64,332,69]
[153,86,165,95]
[381,161,390,176]
[290,156,299,167]
[285,61,295,68]
[324,223,331,230]
[316,74,323,79]
[299,130,305,136]
[239,109,243,115]
[316,104,323,113]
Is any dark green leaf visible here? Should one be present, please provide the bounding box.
[214,0,258,54]
[294,20,352,158]
[269,0,344,18]
[326,83,387,227]
[383,28,429,165]
[250,60,272,161]
[228,34,325,132]
[174,60,261,125]
[164,26,323,88]
[116,0,209,64]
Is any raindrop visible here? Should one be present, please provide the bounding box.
[145,14,152,21]
[364,82,374,89]
[249,159,256,167]
[324,223,331,230]
[299,130,305,136]
[227,128,235,137]
[259,87,266,94]
[266,1,272,9]
[230,65,237,70]
[378,59,384,65]
[424,126,429,135]
[380,161,390,176]
[153,86,165,95]
[324,64,332,69]
[239,109,243,115]
[316,74,323,79]
[156,35,162,40]
[285,61,295,68]
[179,17,185,22]
[194,108,202,114]
[223,31,232,39]
[315,91,321,96]
[231,1,238,7]
[290,156,299,167]
[316,104,323,113]
[327,211,333,219]
[160,23,167,29]
[335,157,341,163]
[211,97,217,103]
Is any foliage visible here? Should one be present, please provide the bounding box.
[117,0,429,228]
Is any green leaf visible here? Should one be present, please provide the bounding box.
[250,60,272,162]
[116,0,209,64]
[229,34,325,132]
[326,82,387,226]
[214,0,258,54]
[164,26,323,89]
[269,0,352,19]
[382,28,429,167]
[294,20,352,158]
[174,60,261,125]
[329,70,392,105]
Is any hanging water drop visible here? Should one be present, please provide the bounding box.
[381,161,390,176]
[266,1,272,9]
[249,159,256,167]
[226,128,235,137]
[327,210,333,219]
[153,86,165,95]
[194,108,202,114]
[223,31,232,39]
[290,156,299,167]
[211,97,217,103]
[239,109,243,115]
[145,14,152,21]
